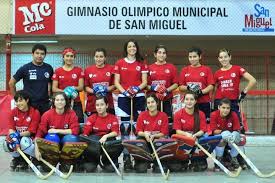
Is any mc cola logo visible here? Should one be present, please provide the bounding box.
[16,0,55,34]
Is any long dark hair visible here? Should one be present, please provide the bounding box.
[51,92,71,112]
[146,93,159,109]
[218,98,232,119]
[184,91,200,133]
[123,39,143,61]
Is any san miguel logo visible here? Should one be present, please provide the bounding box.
[243,3,274,32]
[15,0,55,34]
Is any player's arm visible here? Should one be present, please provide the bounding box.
[201,84,214,95]
[167,83,178,93]
[100,131,118,144]
[242,72,257,93]
[114,73,126,93]
[48,128,72,135]
[193,130,204,138]
[20,131,31,137]
[9,77,17,96]
[138,72,148,90]
[176,130,193,137]
[75,78,84,92]
[52,80,63,93]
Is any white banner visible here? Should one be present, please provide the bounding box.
[14,0,275,35]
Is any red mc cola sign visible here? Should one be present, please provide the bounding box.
[15,0,55,34]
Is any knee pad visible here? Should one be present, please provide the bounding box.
[237,134,246,146]
[45,133,61,143]
[61,134,79,144]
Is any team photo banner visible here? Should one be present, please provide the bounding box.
[14,0,275,35]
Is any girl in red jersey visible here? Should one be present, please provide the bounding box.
[213,48,256,116]
[35,92,80,171]
[52,48,84,123]
[148,44,178,134]
[179,47,214,124]
[113,39,148,170]
[4,90,40,170]
[210,98,244,171]
[84,48,115,116]
[81,96,121,172]
[134,93,169,173]
[173,91,208,171]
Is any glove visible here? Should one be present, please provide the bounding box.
[156,92,168,101]
[151,84,167,94]
[187,83,201,93]
[221,130,232,142]
[195,89,203,97]
[5,132,20,151]
[93,85,108,97]
[127,86,140,96]
[122,90,131,97]
[64,86,78,99]
[230,131,241,143]
[238,91,247,102]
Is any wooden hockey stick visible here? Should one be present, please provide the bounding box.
[130,97,135,139]
[231,142,275,178]
[160,101,163,112]
[101,145,123,179]
[149,138,170,180]
[40,158,73,179]
[17,148,54,179]
[195,142,241,178]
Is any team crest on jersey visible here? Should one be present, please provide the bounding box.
[227,122,233,128]
[231,73,236,77]
[240,68,245,72]
[14,117,19,121]
[72,74,77,79]
[44,72,50,78]
[52,74,56,78]
[181,119,186,123]
[89,74,96,78]
[64,124,69,129]
[106,72,110,76]
[157,120,162,125]
[185,73,190,77]
[26,117,31,122]
[107,124,112,129]
[200,72,205,76]
[136,66,141,71]
[165,69,170,74]
[150,71,156,75]
[143,120,149,125]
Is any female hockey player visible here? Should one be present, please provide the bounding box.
[4,90,40,170]
[84,48,115,116]
[52,48,84,123]
[113,39,148,170]
[81,96,122,172]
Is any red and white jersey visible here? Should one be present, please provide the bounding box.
[179,65,214,103]
[148,63,178,99]
[113,58,148,91]
[8,107,40,135]
[136,111,169,135]
[210,110,240,132]
[84,64,114,112]
[52,66,84,102]
[214,65,246,100]
[173,108,207,132]
[36,109,79,138]
[82,113,119,136]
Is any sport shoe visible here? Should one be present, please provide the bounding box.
[231,157,240,170]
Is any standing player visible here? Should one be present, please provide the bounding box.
[9,44,53,114]
[113,39,148,170]
[179,47,214,124]
[173,91,208,171]
[52,48,84,123]
[210,98,244,171]
[213,48,256,116]
[135,94,169,173]
[81,96,122,172]
[4,90,40,170]
[147,44,178,134]
[84,48,115,116]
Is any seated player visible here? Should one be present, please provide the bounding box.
[3,90,40,170]
[173,91,208,171]
[135,93,169,173]
[80,96,122,172]
[210,98,245,171]
[34,92,86,172]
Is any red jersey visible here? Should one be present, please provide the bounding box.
[173,108,207,132]
[36,109,79,138]
[210,110,240,132]
[148,63,178,99]
[136,111,169,135]
[113,58,148,91]
[8,107,40,135]
[52,66,84,102]
[84,64,114,112]
[214,65,246,100]
[179,65,214,103]
[82,113,119,136]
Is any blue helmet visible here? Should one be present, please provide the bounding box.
[45,133,60,143]
[61,134,79,144]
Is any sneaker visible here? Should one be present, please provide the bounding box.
[10,157,20,170]
[231,157,240,170]
[237,154,248,170]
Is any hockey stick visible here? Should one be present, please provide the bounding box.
[101,145,123,179]
[160,101,163,112]
[17,148,54,179]
[149,138,170,180]
[231,142,275,178]
[195,142,241,178]
[130,97,135,139]
[40,158,73,179]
